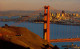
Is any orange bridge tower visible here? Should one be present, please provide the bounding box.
[43,6,50,42]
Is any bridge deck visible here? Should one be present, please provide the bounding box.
[50,38,80,42]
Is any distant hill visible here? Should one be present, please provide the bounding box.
[0,10,35,16]
[0,10,80,16]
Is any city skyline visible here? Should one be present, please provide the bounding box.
[0,0,80,11]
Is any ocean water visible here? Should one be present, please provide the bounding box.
[0,16,20,19]
[0,21,80,49]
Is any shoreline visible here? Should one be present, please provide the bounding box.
[33,22,80,26]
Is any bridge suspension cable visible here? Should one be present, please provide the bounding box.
[10,7,43,26]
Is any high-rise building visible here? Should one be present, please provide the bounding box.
[76,13,79,17]
[62,10,65,14]
[62,10,65,17]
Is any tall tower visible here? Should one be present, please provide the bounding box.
[62,10,65,17]
[43,6,50,42]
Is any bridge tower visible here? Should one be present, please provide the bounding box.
[43,6,50,42]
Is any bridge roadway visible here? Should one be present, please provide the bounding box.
[50,38,80,42]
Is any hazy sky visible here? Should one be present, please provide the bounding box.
[0,0,80,11]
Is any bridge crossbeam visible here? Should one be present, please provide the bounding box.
[50,38,80,43]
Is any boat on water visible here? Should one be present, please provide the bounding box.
[62,43,80,49]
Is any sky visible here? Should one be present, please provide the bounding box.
[0,0,80,11]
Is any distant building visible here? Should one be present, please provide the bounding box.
[76,13,79,17]
[62,10,65,14]
[72,13,76,16]
[50,13,54,21]
[62,10,65,17]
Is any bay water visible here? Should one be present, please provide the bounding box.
[0,16,80,49]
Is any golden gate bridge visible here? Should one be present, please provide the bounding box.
[0,6,80,43]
